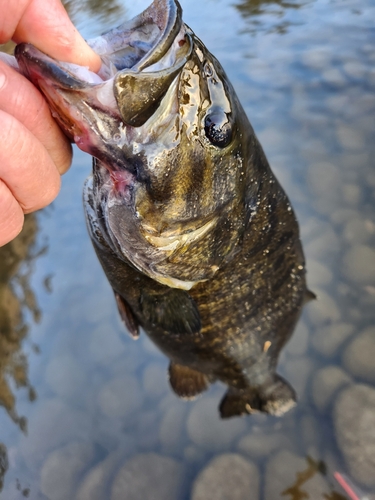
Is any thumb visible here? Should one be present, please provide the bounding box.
[13,0,101,72]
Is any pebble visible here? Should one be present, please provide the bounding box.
[76,450,125,500]
[186,396,247,452]
[282,356,314,399]
[97,374,143,419]
[311,366,352,412]
[305,289,341,326]
[310,322,354,357]
[19,399,93,470]
[306,162,340,198]
[343,217,373,244]
[284,320,309,357]
[264,449,331,499]
[341,183,361,206]
[306,259,333,287]
[142,362,168,400]
[191,453,260,500]
[238,431,292,460]
[111,453,185,500]
[40,442,96,500]
[45,354,87,401]
[342,326,375,382]
[342,244,375,285]
[159,403,187,454]
[89,322,126,366]
[336,124,365,150]
[304,227,340,261]
[334,384,375,488]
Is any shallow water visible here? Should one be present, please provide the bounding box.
[1,0,375,498]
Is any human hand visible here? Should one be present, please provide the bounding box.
[0,0,101,246]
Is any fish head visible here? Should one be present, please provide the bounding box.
[15,0,259,290]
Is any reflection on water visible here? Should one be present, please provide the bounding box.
[235,0,307,34]
[0,214,42,431]
[0,0,374,498]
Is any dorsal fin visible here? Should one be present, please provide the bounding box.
[169,362,209,399]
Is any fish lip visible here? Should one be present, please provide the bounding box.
[15,0,183,90]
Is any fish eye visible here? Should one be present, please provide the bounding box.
[204,109,233,148]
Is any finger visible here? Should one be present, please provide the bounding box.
[0,179,24,247]
[0,0,30,44]
[13,0,101,72]
[0,60,72,175]
[0,109,61,213]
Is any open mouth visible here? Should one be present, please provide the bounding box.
[14,0,191,132]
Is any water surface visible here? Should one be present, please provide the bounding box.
[1,0,374,498]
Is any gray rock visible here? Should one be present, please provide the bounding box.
[40,442,96,500]
[283,356,314,400]
[238,431,292,460]
[306,162,340,198]
[334,384,375,488]
[306,289,341,327]
[97,375,143,419]
[284,320,309,356]
[45,354,87,400]
[111,453,185,500]
[159,403,187,454]
[336,125,365,151]
[19,399,93,470]
[89,322,126,366]
[187,396,247,452]
[311,322,354,357]
[76,450,125,500]
[264,450,331,499]
[343,218,373,244]
[306,260,333,287]
[342,244,375,285]
[311,366,352,412]
[342,327,375,383]
[142,362,168,400]
[191,453,259,500]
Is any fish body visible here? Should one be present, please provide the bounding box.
[15,0,308,417]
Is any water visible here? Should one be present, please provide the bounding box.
[0,0,374,498]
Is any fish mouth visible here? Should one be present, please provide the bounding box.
[14,0,191,157]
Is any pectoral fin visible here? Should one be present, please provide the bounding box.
[169,362,209,399]
[140,288,201,335]
[114,291,140,339]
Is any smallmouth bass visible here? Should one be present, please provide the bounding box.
[15,0,311,417]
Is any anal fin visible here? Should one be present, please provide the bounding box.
[169,362,209,399]
[114,291,140,339]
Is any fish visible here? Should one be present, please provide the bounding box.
[15,0,311,418]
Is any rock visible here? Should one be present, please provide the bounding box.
[45,354,87,400]
[336,125,365,151]
[186,396,247,452]
[310,322,354,357]
[40,442,96,500]
[342,244,375,285]
[19,399,93,470]
[304,227,340,261]
[97,374,143,419]
[238,432,292,460]
[306,162,340,198]
[89,321,126,366]
[334,384,375,488]
[191,453,260,500]
[311,366,352,413]
[111,453,185,500]
[159,403,187,454]
[342,183,361,206]
[306,289,341,327]
[342,326,375,383]
[142,362,168,400]
[76,450,125,500]
[306,260,333,287]
[264,450,331,499]
[283,356,314,400]
[284,320,309,356]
